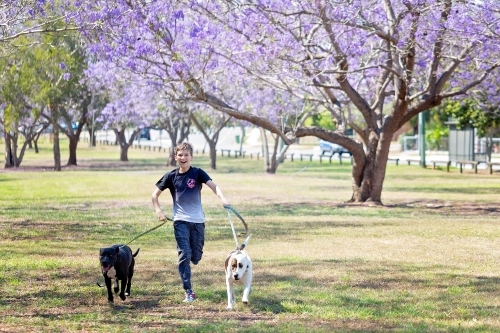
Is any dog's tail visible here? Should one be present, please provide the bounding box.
[237,234,252,251]
[133,248,140,257]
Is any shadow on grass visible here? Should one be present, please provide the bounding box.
[2,256,500,332]
[387,186,500,195]
[386,199,500,215]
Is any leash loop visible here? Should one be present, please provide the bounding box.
[224,205,248,248]
[226,208,239,248]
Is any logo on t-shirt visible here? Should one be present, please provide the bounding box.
[187,179,196,188]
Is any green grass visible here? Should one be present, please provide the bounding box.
[1,137,500,332]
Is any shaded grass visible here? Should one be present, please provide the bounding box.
[1,140,500,332]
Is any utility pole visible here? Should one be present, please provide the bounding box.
[418,111,426,168]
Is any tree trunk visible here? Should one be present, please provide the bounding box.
[485,132,493,162]
[208,141,217,170]
[348,131,393,205]
[260,128,281,174]
[87,128,97,147]
[10,132,19,168]
[167,131,177,166]
[53,125,61,171]
[120,145,129,161]
[114,127,140,162]
[15,139,31,168]
[260,127,270,172]
[115,129,129,162]
[4,132,14,168]
[34,136,40,153]
[189,114,229,170]
[266,134,281,174]
[67,136,78,166]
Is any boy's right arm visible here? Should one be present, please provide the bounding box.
[151,187,167,221]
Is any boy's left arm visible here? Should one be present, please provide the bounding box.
[206,180,230,206]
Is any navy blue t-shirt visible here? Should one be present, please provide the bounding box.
[155,166,212,223]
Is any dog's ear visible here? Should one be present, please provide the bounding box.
[115,247,120,254]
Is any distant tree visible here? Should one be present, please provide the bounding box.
[153,101,192,166]
[190,105,231,170]
[29,30,89,170]
[445,98,500,161]
[423,107,450,151]
[0,36,50,168]
[1,1,82,169]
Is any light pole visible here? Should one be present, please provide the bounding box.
[418,111,426,168]
[90,108,95,148]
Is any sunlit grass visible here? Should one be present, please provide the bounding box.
[1,138,500,332]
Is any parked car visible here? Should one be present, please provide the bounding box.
[139,128,151,140]
[319,139,351,155]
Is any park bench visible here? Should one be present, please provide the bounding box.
[233,150,246,158]
[404,158,420,166]
[151,146,166,152]
[457,160,480,174]
[249,152,260,160]
[318,151,352,164]
[430,160,451,172]
[486,161,500,175]
[300,153,314,161]
[284,153,295,162]
[220,149,232,157]
[387,158,400,166]
[338,154,353,165]
[319,151,335,163]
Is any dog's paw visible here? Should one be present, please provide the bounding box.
[226,306,234,311]
[119,294,126,301]
[108,297,114,303]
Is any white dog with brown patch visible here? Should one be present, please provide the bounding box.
[225,234,252,310]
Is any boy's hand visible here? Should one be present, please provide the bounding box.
[156,211,166,221]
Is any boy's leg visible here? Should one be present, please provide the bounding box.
[174,221,192,291]
[190,223,205,265]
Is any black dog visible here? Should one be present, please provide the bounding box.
[99,244,140,303]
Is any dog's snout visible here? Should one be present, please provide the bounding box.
[233,274,239,280]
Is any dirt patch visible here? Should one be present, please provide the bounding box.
[386,199,500,216]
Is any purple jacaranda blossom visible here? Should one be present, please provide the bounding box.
[174,10,184,20]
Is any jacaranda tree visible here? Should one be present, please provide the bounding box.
[77,0,500,204]
[0,0,76,48]
[87,61,160,161]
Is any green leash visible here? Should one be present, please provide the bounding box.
[121,217,173,247]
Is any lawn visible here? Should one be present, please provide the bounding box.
[1,137,500,332]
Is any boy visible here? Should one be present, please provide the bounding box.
[151,142,230,302]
